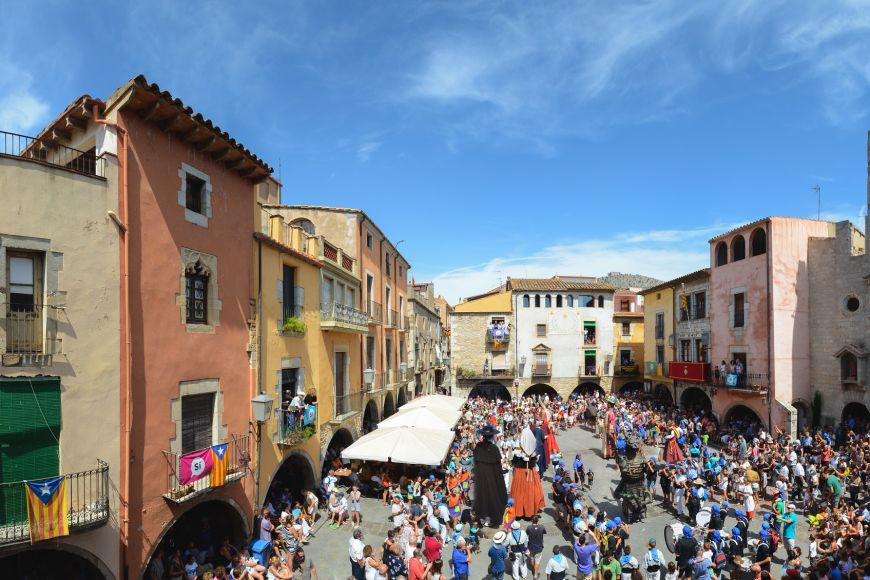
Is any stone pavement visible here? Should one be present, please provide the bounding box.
[303,424,811,579]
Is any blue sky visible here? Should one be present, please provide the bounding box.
[3,1,869,303]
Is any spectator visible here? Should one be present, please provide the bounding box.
[488,531,509,580]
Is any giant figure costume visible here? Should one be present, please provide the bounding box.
[472,426,508,526]
[509,424,545,518]
[614,434,649,523]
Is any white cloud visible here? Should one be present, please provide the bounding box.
[0,63,49,134]
[356,140,382,162]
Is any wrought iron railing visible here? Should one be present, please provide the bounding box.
[334,390,363,417]
[486,328,511,345]
[533,364,552,376]
[366,301,382,323]
[163,435,249,503]
[321,302,368,330]
[579,365,599,377]
[278,305,305,335]
[615,364,639,376]
[277,405,317,446]
[0,460,109,545]
[1,130,104,177]
[4,303,53,354]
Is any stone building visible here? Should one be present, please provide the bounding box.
[408,282,444,397]
[612,290,645,395]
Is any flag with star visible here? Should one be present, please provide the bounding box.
[25,475,69,543]
[210,443,229,487]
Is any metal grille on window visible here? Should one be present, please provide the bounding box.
[181,393,214,454]
[185,259,210,324]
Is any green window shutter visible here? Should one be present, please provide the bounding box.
[0,377,61,437]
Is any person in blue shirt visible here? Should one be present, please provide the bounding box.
[452,537,473,580]
[780,503,798,555]
[488,532,509,580]
[573,454,584,484]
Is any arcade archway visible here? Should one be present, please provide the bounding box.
[324,428,355,475]
[679,387,712,414]
[723,404,763,434]
[263,451,317,513]
[792,399,811,432]
[618,381,644,395]
[383,392,396,418]
[397,387,408,408]
[523,383,559,399]
[654,383,674,406]
[469,380,512,400]
[842,402,870,430]
[572,382,605,397]
[362,399,379,434]
[145,499,248,575]
[0,546,111,579]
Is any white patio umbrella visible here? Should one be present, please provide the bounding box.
[402,394,466,412]
[341,426,456,466]
[378,405,461,431]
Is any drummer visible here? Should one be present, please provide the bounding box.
[707,504,724,533]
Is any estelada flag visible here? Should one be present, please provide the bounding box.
[179,448,213,485]
[210,443,229,487]
[25,475,69,543]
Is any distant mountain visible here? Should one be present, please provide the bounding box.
[597,272,662,291]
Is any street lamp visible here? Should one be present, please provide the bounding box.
[251,393,274,423]
[364,368,375,387]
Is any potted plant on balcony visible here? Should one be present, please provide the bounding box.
[281,316,306,336]
[170,484,194,500]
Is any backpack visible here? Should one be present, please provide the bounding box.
[769,531,779,554]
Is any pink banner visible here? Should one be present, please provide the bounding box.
[179,448,214,485]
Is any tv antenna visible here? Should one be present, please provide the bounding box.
[812,184,821,220]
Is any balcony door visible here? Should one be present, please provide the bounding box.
[6,252,44,354]
[534,352,548,374]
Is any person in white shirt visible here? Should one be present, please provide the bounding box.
[620,545,639,580]
[349,528,366,579]
[544,545,569,580]
[505,521,529,579]
[743,490,756,519]
[643,539,665,580]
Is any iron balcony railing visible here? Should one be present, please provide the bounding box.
[533,364,552,376]
[320,302,368,331]
[162,435,249,503]
[334,390,363,417]
[386,309,398,328]
[0,460,109,545]
[3,303,61,355]
[366,301,383,324]
[615,364,640,376]
[579,365,599,377]
[655,325,665,340]
[486,328,511,346]
[403,315,410,331]
[278,305,305,336]
[277,405,317,446]
[1,130,104,178]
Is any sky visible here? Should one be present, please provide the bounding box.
[3,1,870,303]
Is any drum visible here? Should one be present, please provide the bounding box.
[695,506,712,528]
[664,523,682,553]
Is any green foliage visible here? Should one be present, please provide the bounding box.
[282,316,306,334]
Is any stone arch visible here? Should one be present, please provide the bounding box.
[618,381,644,395]
[842,402,870,428]
[572,382,605,397]
[469,380,512,400]
[362,399,379,434]
[722,403,764,432]
[290,218,316,236]
[143,497,249,578]
[731,235,746,261]
[397,387,408,407]
[0,544,113,579]
[654,383,674,406]
[383,391,396,418]
[715,242,728,266]
[323,427,355,475]
[679,386,712,413]
[263,449,318,511]
[792,398,811,432]
[750,227,767,256]
[523,383,559,399]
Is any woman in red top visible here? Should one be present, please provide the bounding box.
[408,548,430,580]
[423,527,443,562]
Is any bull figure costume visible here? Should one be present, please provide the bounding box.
[473,425,508,526]
[509,422,545,518]
[614,433,650,523]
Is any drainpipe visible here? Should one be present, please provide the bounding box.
[92,104,130,577]
[766,224,773,432]
[254,238,264,512]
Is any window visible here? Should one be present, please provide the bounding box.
[656,346,665,365]
[566,295,573,307]
[185,174,205,214]
[385,287,392,322]
[694,292,706,319]
[8,252,42,311]
[694,339,706,363]
[366,232,373,249]
[291,219,316,236]
[750,228,767,256]
[619,349,633,365]
[322,275,335,305]
[537,324,547,337]
[282,265,296,321]
[185,260,210,324]
[281,368,301,402]
[181,393,214,454]
[620,299,630,312]
[846,296,860,312]
[583,322,596,345]
[545,295,552,308]
[385,338,392,372]
[841,352,858,382]
[556,295,563,308]
[366,336,376,370]
[366,274,374,313]
[522,294,530,308]
[621,322,631,336]
[334,351,348,399]
[734,293,745,328]
[534,295,541,308]
[680,339,691,362]
[679,294,689,321]
[597,296,604,308]
[534,352,549,374]
[732,235,746,261]
[579,295,594,307]
[655,313,665,339]
[715,242,728,266]
[399,339,405,363]
[385,252,391,276]
[399,266,403,279]
[583,350,597,376]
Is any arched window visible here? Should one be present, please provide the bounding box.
[522,294,530,308]
[731,235,746,261]
[715,242,728,266]
[750,228,767,256]
[534,295,541,308]
[566,295,574,307]
[556,295,563,308]
[597,295,604,308]
[545,295,552,308]
[579,295,593,307]
[290,218,316,235]
[841,352,858,382]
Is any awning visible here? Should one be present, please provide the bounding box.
[402,394,466,412]
[378,405,461,431]
[341,426,456,466]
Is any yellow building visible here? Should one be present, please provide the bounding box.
[640,283,675,404]
[612,290,645,395]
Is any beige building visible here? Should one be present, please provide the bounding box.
[408,282,444,396]
[0,127,121,576]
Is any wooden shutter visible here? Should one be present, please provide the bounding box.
[181,393,214,454]
[283,265,296,320]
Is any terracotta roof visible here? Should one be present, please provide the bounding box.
[506,276,615,292]
[641,268,710,295]
[708,216,834,243]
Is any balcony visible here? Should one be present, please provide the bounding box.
[583,331,597,346]
[277,405,317,447]
[277,305,305,337]
[333,390,363,418]
[532,364,552,377]
[0,460,109,546]
[579,365,599,377]
[320,302,368,333]
[403,315,410,331]
[386,309,398,329]
[716,371,769,393]
[615,364,640,376]
[318,238,357,276]
[669,361,711,383]
[366,301,383,324]
[645,361,668,378]
[486,327,510,349]
[163,435,249,503]
[2,303,62,367]
[1,130,105,178]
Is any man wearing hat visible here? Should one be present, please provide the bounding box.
[642,539,664,580]
[506,520,530,579]
[489,531,509,580]
[474,424,509,526]
[779,503,798,557]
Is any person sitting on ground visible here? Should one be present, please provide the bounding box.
[267,554,292,579]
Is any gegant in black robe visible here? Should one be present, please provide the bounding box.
[472,439,507,525]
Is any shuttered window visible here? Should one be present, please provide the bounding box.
[282,265,296,320]
[181,393,214,454]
